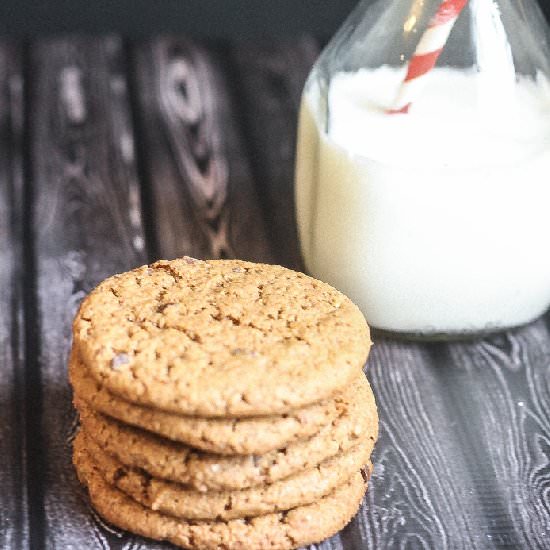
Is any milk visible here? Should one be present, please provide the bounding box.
[295,68,550,334]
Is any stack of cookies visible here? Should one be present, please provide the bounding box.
[70,258,378,550]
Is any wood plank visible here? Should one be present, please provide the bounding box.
[131,38,274,263]
[0,42,28,549]
[29,36,169,548]
[439,319,550,548]
[230,38,320,269]
[228,39,497,549]
[131,36,359,547]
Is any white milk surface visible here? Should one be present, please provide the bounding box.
[295,68,550,334]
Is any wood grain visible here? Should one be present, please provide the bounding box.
[29,36,169,549]
[441,319,550,548]
[230,38,320,269]
[355,340,493,550]
[0,42,28,550]
[131,38,274,263]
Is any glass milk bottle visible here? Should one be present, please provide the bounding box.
[295,0,550,339]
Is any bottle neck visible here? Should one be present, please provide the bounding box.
[316,0,550,77]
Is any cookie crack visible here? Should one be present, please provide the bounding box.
[154,263,182,284]
[165,324,202,344]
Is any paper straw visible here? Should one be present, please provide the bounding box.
[388,0,469,114]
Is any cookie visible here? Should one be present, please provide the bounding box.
[74,442,367,550]
[77,430,371,521]
[70,349,340,455]
[78,374,378,491]
[73,258,370,417]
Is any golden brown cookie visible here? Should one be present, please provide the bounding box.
[74,441,368,550]
[77,374,378,491]
[73,258,371,417]
[70,349,340,455]
[77,430,371,521]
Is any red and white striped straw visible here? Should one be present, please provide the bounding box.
[388,0,469,114]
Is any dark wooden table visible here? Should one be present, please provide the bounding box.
[1,36,549,550]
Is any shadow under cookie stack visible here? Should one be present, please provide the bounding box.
[70,258,379,550]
